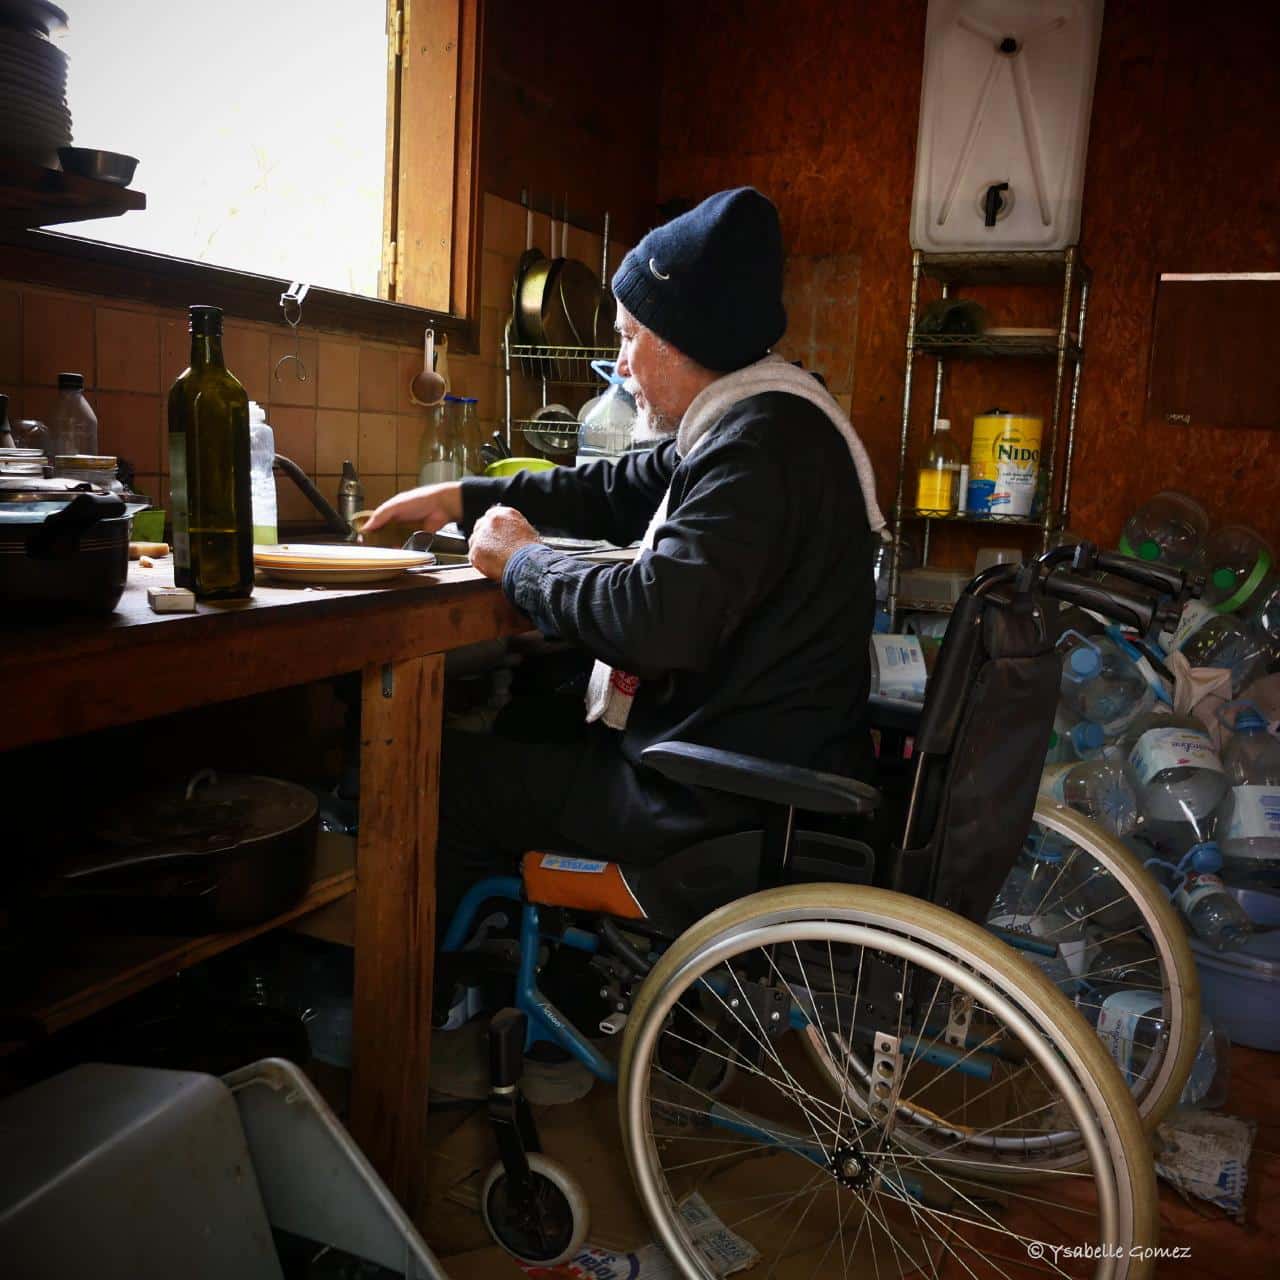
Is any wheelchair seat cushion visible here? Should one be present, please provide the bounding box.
[520,852,646,919]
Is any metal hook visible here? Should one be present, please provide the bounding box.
[274,281,310,383]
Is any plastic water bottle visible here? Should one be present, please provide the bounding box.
[1121,710,1228,823]
[1180,1016,1229,1108]
[1118,490,1208,569]
[1173,867,1251,950]
[248,401,278,545]
[869,634,927,701]
[1050,708,1108,762]
[1178,614,1269,696]
[576,361,637,464]
[1198,524,1274,612]
[1244,576,1280,650]
[1216,706,1280,887]
[987,844,1090,981]
[1076,979,1166,1093]
[1041,755,1141,838]
[1058,630,1154,734]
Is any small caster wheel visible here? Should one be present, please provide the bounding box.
[480,1153,590,1267]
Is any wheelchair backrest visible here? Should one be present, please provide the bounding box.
[891,575,1061,925]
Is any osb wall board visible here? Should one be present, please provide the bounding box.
[656,0,1280,552]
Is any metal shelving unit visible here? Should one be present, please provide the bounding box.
[888,247,1091,620]
[502,316,617,454]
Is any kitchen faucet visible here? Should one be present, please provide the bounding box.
[272,453,358,540]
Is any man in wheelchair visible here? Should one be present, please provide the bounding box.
[364,186,886,941]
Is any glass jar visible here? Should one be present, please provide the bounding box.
[14,418,53,459]
[53,454,124,494]
[418,394,481,483]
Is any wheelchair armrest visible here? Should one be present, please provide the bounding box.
[640,741,879,816]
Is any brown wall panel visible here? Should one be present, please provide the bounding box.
[655,0,1280,553]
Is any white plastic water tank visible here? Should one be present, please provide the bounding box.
[910,0,1104,252]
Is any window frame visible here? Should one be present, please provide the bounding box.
[0,0,484,350]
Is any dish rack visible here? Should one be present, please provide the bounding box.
[502,316,618,454]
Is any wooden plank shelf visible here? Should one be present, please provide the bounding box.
[0,154,146,231]
[2,835,355,1044]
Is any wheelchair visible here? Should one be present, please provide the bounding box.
[439,543,1201,1278]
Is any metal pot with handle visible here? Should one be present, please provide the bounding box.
[0,477,147,616]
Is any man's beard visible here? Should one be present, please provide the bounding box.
[625,380,677,442]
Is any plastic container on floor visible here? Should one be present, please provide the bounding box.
[1179,614,1270,696]
[1120,710,1227,823]
[1217,706,1280,887]
[1198,524,1274,613]
[1058,630,1154,735]
[1189,925,1280,1051]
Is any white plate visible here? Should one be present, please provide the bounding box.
[257,564,421,586]
[253,542,436,570]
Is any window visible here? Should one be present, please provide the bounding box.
[63,1,390,298]
[46,1,481,323]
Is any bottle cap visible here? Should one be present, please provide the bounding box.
[1138,539,1161,561]
[188,305,223,334]
[1211,567,1236,591]
[1188,842,1222,874]
[1234,706,1268,733]
[1068,647,1102,679]
[57,372,84,390]
[1072,720,1105,750]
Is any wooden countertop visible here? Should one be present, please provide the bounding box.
[0,558,527,753]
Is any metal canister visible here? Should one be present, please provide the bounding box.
[966,411,1043,518]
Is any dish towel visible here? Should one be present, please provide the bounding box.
[585,354,885,729]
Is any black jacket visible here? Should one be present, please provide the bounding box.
[460,391,877,859]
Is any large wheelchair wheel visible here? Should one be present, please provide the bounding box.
[620,884,1158,1280]
[989,801,1200,1130]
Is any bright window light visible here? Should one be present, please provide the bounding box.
[60,2,388,297]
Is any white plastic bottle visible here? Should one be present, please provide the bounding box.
[1118,490,1209,569]
[1121,710,1228,823]
[1058,630,1154,734]
[1216,706,1280,887]
[248,401,278,546]
[1198,524,1274,613]
[868,634,927,701]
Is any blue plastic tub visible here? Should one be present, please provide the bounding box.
[1190,886,1280,1052]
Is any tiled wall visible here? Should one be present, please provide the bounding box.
[0,193,630,525]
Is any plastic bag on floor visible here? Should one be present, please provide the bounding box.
[1154,1107,1256,1221]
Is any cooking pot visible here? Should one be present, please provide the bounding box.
[0,477,145,615]
[37,770,320,933]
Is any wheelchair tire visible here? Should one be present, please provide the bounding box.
[480,1153,589,1267]
[620,883,1159,1280]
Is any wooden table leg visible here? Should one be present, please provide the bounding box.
[350,653,444,1215]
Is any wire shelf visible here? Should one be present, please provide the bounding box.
[514,417,580,453]
[912,333,1081,360]
[899,510,1057,528]
[897,597,958,615]
[919,250,1090,286]
[508,342,618,386]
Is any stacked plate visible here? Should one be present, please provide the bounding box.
[0,15,72,163]
[253,543,438,586]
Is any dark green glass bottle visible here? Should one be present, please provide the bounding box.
[168,305,253,600]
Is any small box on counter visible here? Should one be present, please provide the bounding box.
[147,586,196,613]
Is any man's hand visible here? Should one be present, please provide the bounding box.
[469,505,540,580]
[359,481,463,536]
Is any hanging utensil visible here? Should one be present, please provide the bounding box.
[593,211,618,347]
[409,328,446,406]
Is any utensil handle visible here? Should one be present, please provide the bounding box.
[601,211,610,285]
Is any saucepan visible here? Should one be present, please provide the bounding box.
[36,770,319,933]
[0,477,147,616]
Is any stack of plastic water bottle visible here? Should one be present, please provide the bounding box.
[999,488,1280,1089]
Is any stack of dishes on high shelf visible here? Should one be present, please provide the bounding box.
[0,2,71,164]
[253,542,437,586]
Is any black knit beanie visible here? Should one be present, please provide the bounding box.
[611,187,786,372]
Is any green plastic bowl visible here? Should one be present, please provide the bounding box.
[131,508,166,541]
[483,456,556,477]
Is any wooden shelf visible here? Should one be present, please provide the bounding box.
[0,154,146,231]
[2,833,355,1042]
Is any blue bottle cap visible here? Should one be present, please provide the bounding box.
[1188,842,1223,873]
[1235,707,1268,733]
[1072,720,1106,751]
[1068,647,1102,679]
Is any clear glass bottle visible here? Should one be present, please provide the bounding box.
[248,401,278,545]
[48,372,98,456]
[914,417,962,516]
[418,394,467,485]
[168,304,253,600]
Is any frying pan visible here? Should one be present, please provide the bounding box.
[514,196,562,347]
